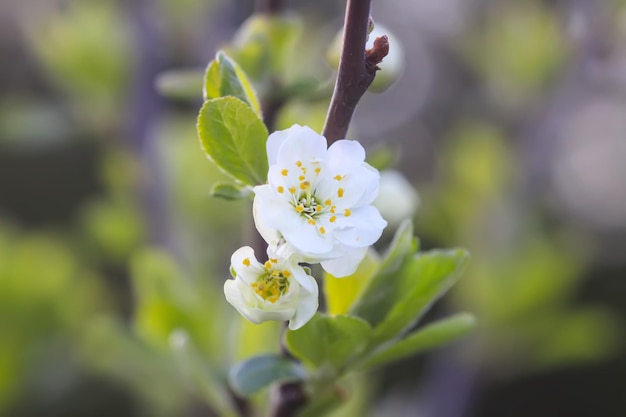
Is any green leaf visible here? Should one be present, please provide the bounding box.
[229,354,306,396]
[197,96,269,186]
[155,69,203,100]
[358,313,476,370]
[349,220,418,326]
[210,183,251,200]
[374,249,470,342]
[203,51,262,116]
[285,314,373,371]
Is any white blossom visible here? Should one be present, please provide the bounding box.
[224,246,318,330]
[253,125,387,277]
[373,170,420,227]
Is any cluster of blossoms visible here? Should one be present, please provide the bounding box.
[224,125,387,329]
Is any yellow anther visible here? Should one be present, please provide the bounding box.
[344,208,352,217]
[243,258,251,266]
[315,205,322,213]
[277,186,284,193]
[334,175,343,181]
[296,205,304,213]
[338,188,344,198]
[288,186,296,194]
[301,167,307,173]
[300,181,310,190]
[319,227,326,235]
[283,270,291,277]
[296,161,302,167]
[315,167,321,175]
[330,205,336,214]
[299,175,305,181]
[270,258,278,264]
[281,169,289,176]
[330,215,337,223]
[308,219,316,225]
[264,261,272,269]
[325,199,332,206]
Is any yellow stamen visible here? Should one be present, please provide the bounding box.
[308,219,316,225]
[283,270,291,277]
[344,208,351,217]
[281,169,289,176]
[300,181,310,190]
[315,167,321,175]
[299,175,305,181]
[296,161,302,167]
[296,205,304,213]
[277,186,284,193]
[330,205,336,214]
[242,258,251,266]
[319,227,326,235]
[325,199,332,206]
[338,188,344,198]
[330,215,337,223]
[264,261,272,268]
[288,186,296,194]
[315,205,322,213]
[270,258,278,264]
[334,175,343,181]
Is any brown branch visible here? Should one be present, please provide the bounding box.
[256,0,288,14]
[322,0,388,144]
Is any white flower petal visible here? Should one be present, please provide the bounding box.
[320,246,369,278]
[335,206,387,247]
[280,216,334,255]
[276,126,327,168]
[231,246,265,284]
[288,283,319,330]
[290,266,318,294]
[266,125,300,166]
[327,140,366,170]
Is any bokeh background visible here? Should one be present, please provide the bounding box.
[1,0,625,416]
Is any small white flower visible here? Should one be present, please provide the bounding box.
[253,125,387,277]
[373,170,420,227]
[224,246,318,330]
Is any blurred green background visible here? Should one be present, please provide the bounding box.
[0,0,625,416]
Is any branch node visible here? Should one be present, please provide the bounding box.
[365,35,389,73]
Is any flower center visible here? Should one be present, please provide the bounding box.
[251,269,291,303]
[291,181,327,221]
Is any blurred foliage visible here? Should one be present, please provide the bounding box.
[418,119,622,374]
[0,0,624,416]
[0,224,109,413]
[25,0,132,131]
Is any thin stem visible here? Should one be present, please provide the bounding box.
[322,0,388,144]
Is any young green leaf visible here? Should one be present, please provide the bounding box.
[197,96,269,186]
[374,249,470,342]
[229,354,306,396]
[285,314,373,371]
[210,183,251,200]
[349,220,418,326]
[358,313,476,370]
[204,51,262,116]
